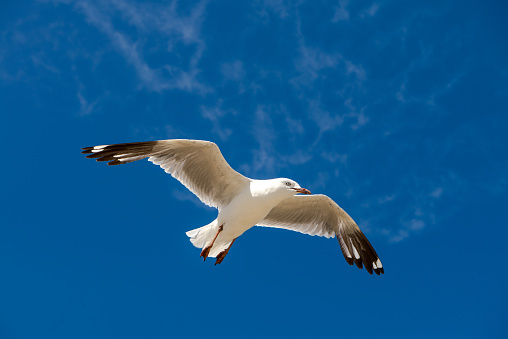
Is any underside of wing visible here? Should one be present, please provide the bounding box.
[82,139,250,209]
[257,195,337,238]
[258,194,384,275]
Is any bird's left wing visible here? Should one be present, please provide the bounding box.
[82,139,250,209]
[257,194,383,275]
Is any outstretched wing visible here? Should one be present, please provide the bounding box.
[258,194,383,275]
[82,139,250,209]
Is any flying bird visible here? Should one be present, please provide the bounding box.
[82,139,383,275]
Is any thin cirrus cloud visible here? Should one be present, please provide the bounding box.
[200,102,235,141]
[332,0,350,22]
[1,4,507,336]
[1,0,503,247]
[332,1,380,22]
[73,0,209,93]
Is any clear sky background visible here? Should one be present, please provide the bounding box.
[1,0,507,338]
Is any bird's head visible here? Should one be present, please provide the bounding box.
[278,178,311,196]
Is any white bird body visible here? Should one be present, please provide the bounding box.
[189,179,300,256]
[82,139,384,274]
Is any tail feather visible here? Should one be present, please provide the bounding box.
[186,223,214,249]
[208,240,231,258]
[186,221,232,258]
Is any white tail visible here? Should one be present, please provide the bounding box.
[186,221,216,249]
[186,221,232,258]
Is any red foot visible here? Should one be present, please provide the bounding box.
[200,246,211,261]
[214,238,236,266]
[199,225,223,262]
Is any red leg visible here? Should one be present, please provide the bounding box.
[214,238,236,265]
[200,225,223,261]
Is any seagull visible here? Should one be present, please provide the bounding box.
[82,139,383,275]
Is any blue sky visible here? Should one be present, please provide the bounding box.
[1,0,507,337]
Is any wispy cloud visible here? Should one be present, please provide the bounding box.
[291,44,340,87]
[344,59,366,81]
[388,217,425,243]
[200,101,235,141]
[278,105,304,135]
[221,60,246,93]
[76,87,100,117]
[74,0,209,93]
[360,3,380,18]
[76,1,165,92]
[308,98,344,134]
[30,52,60,74]
[245,105,279,177]
[387,229,409,243]
[332,0,349,22]
[3,0,495,249]
[221,60,245,82]
[255,0,292,19]
[321,151,348,164]
[343,97,369,130]
[292,10,367,88]
[172,188,213,210]
[430,187,443,198]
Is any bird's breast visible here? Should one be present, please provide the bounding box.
[217,190,279,237]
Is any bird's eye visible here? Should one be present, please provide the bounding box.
[285,181,292,186]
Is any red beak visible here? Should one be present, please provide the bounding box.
[293,188,311,195]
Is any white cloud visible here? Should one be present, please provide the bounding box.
[30,53,60,74]
[241,104,309,177]
[377,195,395,204]
[164,124,188,139]
[291,44,340,86]
[360,3,380,18]
[343,98,369,130]
[76,88,100,116]
[75,1,165,91]
[389,229,409,243]
[408,219,425,231]
[283,150,312,166]
[255,0,292,19]
[73,0,209,93]
[308,98,344,134]
[291,15,366,88]
[200,102,235,141]
[172,189,213,210]
[321,151,348,164]
[332,0,349,22]
[278,105,305,135]
[344,59,366,81]
[248,105,278,176]
[108,0,207,45]
[220,60,246,93]
[307,171,329,191]
[221,60,245,82]
[430,187,443,198]
[386,217,425,242]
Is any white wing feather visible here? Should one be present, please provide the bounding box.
[82,139,250,210]
[257,194,383,275]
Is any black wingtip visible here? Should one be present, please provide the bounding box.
[81,147,94,154]
[337,234,385,275]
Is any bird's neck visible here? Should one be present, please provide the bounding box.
[250,180,292,204]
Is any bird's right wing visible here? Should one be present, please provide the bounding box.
[257,194,383,275]
[82,139,250,209]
